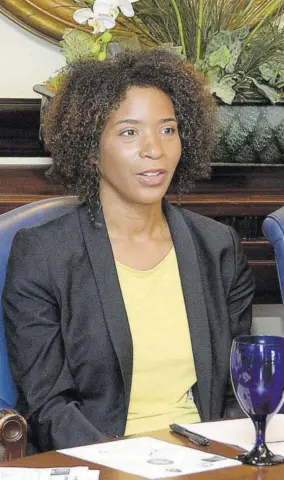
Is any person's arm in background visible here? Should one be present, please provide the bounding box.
[2,229,107,452]
[222,227,255,419]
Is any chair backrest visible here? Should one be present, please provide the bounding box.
[263,206,284,303]
[0,196,80,407]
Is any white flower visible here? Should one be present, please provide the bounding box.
[73,4,117,33]
[73,7,95,24]
[88,14,116,33]
[73,0,138,26]
[94,2,119,19]
[96,0,139,17]
[73,0,139,33]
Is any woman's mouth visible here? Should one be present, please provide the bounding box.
[136,170,166,186]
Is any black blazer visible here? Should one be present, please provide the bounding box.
[2,201,255,452]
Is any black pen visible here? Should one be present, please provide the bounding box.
[170,423,210,447]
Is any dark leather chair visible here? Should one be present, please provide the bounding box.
[0,196,80,460]
[263,206,284,303]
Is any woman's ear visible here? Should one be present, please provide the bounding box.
[89,152,100,167]
[90,157,101,179]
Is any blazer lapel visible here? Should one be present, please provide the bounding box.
[78,202,212,420]
[78,205,133,408]
[164,201,212,421]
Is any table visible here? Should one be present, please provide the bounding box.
[1,429,284,479]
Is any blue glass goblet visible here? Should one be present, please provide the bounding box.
[231,335,284,466]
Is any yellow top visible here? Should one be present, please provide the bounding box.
[115,247,200,436]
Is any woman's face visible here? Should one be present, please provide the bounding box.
[98,86,182,206]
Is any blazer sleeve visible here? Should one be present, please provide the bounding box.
[222,227,256,419]
[2,229,107,451]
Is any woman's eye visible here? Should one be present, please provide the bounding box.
[161,127,175,135]
[120,129,137,137]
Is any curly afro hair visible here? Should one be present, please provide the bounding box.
[44,48,216,208]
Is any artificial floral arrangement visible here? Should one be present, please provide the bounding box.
[39,0,284,104]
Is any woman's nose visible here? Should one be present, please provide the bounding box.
[139,133,164,160]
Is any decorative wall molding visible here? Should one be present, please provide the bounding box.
[0,157,52,165]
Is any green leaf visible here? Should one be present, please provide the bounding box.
[209,75,237,104]
[205,67,222,85]
[60,29,100,64]
[260,63,278,84]
[117,36,141,51]
[209,46,230,69]
[205,27,250,62]
[225,40,242,74]
[259,61,284,89]
[251,78,280,104]
[158,42,185,58]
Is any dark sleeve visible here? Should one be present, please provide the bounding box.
[2,229,107,451]
[222,227,255,419]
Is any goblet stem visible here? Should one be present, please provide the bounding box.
[254,415,267,450]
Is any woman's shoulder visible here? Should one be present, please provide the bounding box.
[12,204,87,255]
[178,205,232,234]
[22,203,84,235]
[175,205,238,251]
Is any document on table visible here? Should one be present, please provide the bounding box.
[182,414,284,452]
[0,466,99,480]
[59,437,241,479]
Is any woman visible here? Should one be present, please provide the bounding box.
[2,49,255,452]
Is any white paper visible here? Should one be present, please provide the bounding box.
[86,472,100,480]
[182,414,284,449]
[0,466,99,480]
[59,436,240,479]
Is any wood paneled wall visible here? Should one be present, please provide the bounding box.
[1,163,284,304]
